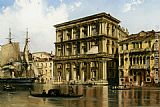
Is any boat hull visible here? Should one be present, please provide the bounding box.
[30,93,83,98]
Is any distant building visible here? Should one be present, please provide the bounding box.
[119,30,160,86]
[32,52,54,83]
[54,12,128,83]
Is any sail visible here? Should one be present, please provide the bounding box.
[0,42,21,66]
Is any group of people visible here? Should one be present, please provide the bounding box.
[42,86,75,95]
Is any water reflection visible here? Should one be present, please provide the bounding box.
[110,87,160,107]
[0,84,160,107]
[32,84,108,107]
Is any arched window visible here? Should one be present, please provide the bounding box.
[140,56,142,64]
[133,57,136,64]
[143,56,146,64]
[137,57,139,64]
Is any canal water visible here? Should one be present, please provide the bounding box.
[0,84,160,107]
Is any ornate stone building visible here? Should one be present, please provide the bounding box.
[119,30,160,86]
[32,52,54,83]
[54,12,128,83]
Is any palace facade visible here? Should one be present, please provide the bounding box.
[119,30,160,86]
[54,12,128,83]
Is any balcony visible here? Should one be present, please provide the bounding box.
[153,64,159,69]
[130,64,148,69]
[130,48,151,53]
[130,48,144,53]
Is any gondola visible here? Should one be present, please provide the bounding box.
[30,89,83,98]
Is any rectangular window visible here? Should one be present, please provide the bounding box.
[126,43,128,50]
[107,46,109,54]
[112,48,114,54]
[133,43,135,49]
[121,45,123,50]
[112,41,114,46]
[148,41,151,47]
[107,40,110,45]
[140,42,142,48]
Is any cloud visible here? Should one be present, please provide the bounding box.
[75,1,82,7]
[123,0,144,13]
[69,1,82,11]
[0,0,69,53]
[59,0,63,3]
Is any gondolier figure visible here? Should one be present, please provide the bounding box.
[69,86,74,95]
[42,90,46,95]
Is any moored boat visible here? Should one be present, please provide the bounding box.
[110,85,131,90]
[0,29,39,84]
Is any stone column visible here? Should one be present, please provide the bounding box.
[73,63,76,80]
[55,45,57,56]
[88,25,90,36]
[63,30,65,41]
[131,57,133,65]
[139,56,141,65]
[90,25,92,36]
[98,61,102,80]
[71,28,74,39]
[103,22,106,35]
[62,63,65,81]
[109,44,112,54]
[63,44,65,56]
[112,25,115,37]
[87,62,91,80]
[71,63,74,80]
[142,56,144,65]
[80,26,83,38]
[101,22,105,34]
[99,22,102,34]
[54,63,58,81]
[80,62,84,81]
[80,42,83,54]
[119,54,121,67]
[115,26,117,38]
[135,56,137,64]
[102,38,106,52]
[99,39,102,53]
[103,61,107,80]
[87,42,90,51]
[109,24,112,36]
[95,61,98,80]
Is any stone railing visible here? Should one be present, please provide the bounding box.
[130,64,148,69]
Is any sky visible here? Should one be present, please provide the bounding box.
[0,0,160,53]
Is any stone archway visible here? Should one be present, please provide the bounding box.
[137,71,143,86]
